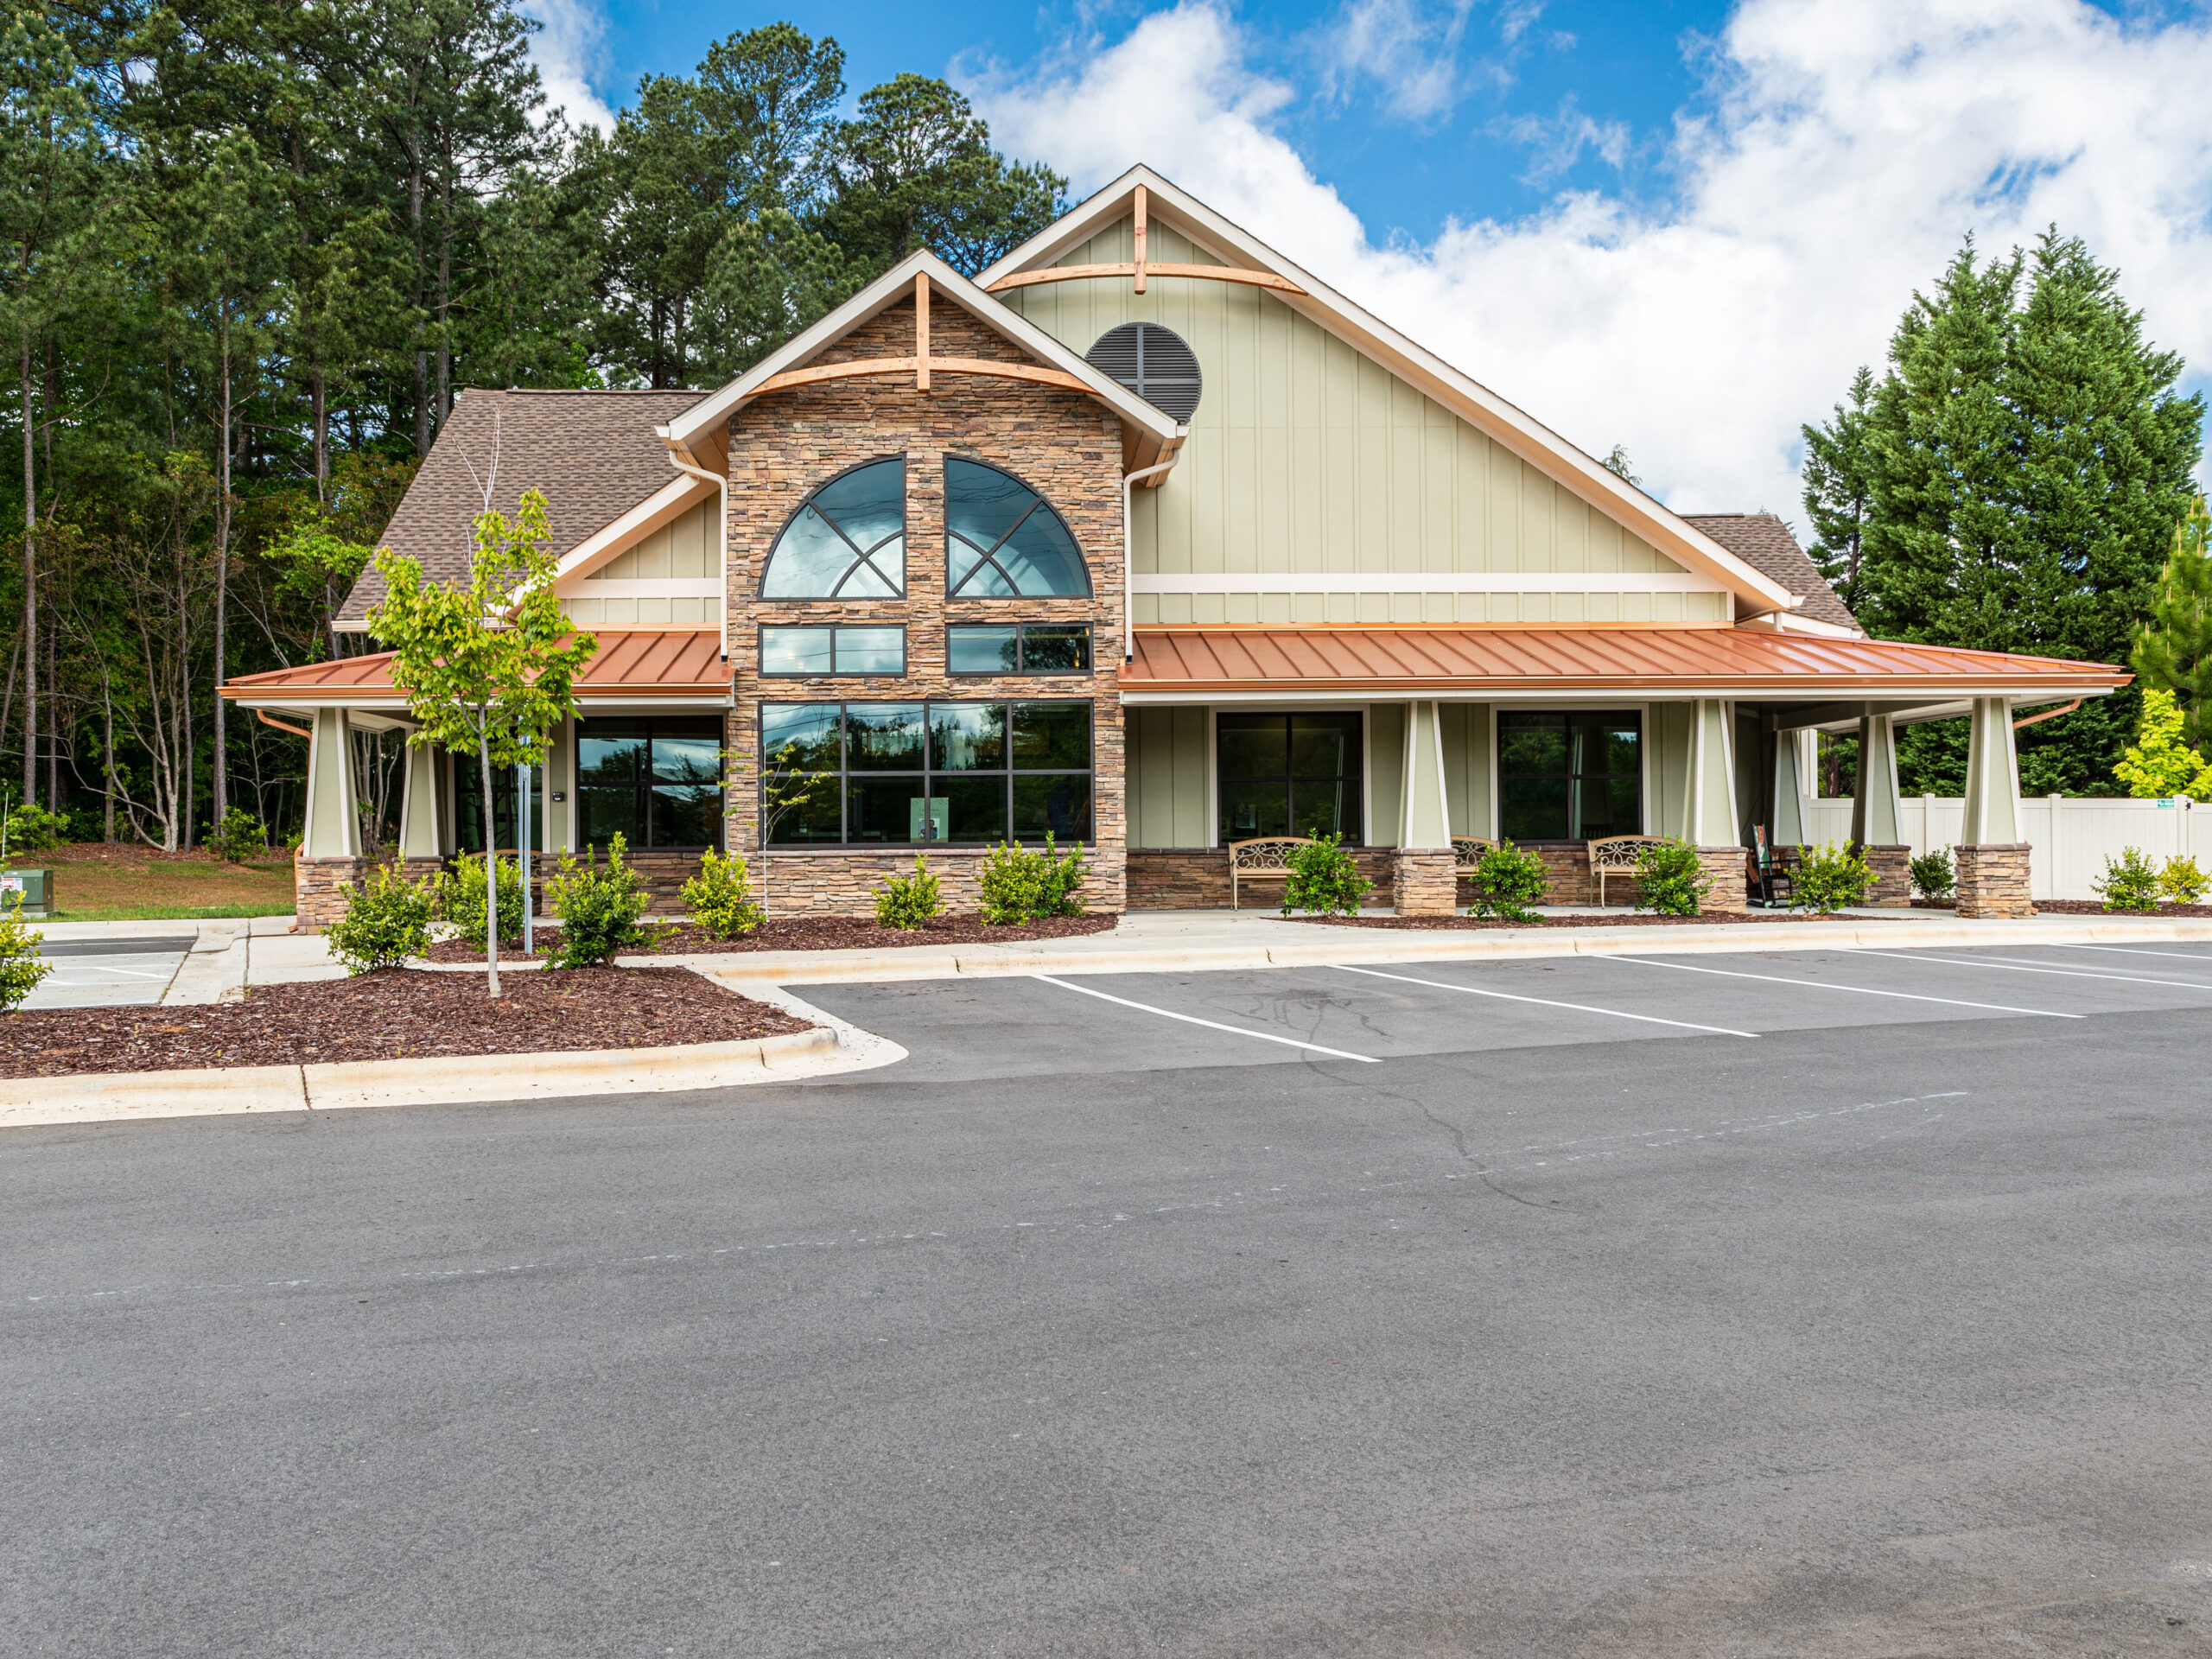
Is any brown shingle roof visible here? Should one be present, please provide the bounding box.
[337,387,706,626]
[1681,513,1862,634]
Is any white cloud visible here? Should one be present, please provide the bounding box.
[1320,0,1478,120]
[523,0,617,133]
[974,0,2212,521]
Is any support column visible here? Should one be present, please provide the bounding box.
[1770,728,1807,848]
[396,738,447,886]
[1686,697,1746,914]
[1957,696,2032,918]
[296,707,365,931]
[1848,711,1910,906]
[1394,699,1456,915]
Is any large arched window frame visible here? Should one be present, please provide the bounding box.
[944,457,1093,599]
[760,455,907,599]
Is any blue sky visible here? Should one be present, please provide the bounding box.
[536,1,2212,515]
[572,1,1726,239]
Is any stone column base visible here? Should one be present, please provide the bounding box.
[1955,842,2034,918]
[294,855,368,931]
[1862,843,1911,907]
[1695,845,1750,915]
[1393,848,1459,916]
[396,856,447,887]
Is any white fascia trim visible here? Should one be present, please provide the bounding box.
[983,166,1797,616]
[1735,610,1865,640]
[552,474,717,584]
[1135,573,1726,594]
[659,247,1183,455]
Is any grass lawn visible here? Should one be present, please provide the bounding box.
[19,845,296,921]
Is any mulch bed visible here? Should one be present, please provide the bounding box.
[2030,899,2212,917]
[0,967,812,1077]
[1285,910,1874,930]
[422,912,1119,961]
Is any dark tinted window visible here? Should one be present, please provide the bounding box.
[1497,710,1641,841]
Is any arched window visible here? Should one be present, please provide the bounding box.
[761,457,906,598]
[944,459,1091,598]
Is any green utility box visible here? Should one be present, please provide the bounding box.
[1,868,52,918]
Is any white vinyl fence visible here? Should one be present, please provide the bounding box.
[1796,795,2209,900]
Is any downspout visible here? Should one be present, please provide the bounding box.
[1122,442,1183,662]
[665,441,729,659]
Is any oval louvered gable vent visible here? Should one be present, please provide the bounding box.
[1085,322,1202,423]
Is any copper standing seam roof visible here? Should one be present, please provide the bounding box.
[1123,629,2130,694]
[221,631,730,701]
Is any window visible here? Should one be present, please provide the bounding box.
[760,457,905,597]
[1497,709,1642,841]
[944,458,1090,597]
[760,624,906,677]
[946,624,1091,675]
[760,701,1093,846]
[575,716,725,849]
[454,763,547,855]
[1217,713,1363,843]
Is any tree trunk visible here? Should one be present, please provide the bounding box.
[213,308,231,824]
[436,173,453,427]
[102,683,113,842]
[480,738,500,998]
[20,324,35,810]
[45,620,56,810]
[312,368,328,505]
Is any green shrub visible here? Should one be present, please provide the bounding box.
[325,863,435,974]
[2158,855,2208,906]
[1632,837,1708,917]
[1281,833,1372,917]
[543,833,652,966]
[0,895,52,1011]
[436,853,524,941]
[2,803,65,855]
[208,805,268,863]
[682,847,763,938]
[2094,846,2160,912]
[60,806,102,842]
[1468,838,1549,921]
[1794,842,1873,913]
[874,854,945,929]
[1909,847,1955,901]
[977,834,1089,925]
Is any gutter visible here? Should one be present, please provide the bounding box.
[1122,447,1183,661]
[662,436,730,659]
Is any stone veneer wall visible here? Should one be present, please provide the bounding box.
[1694,846,1750,915]
[1955,842,2035,919]
[721,294,1127,918]
[1862,844,1911,907]
[295,855,366,931]
[1127,849,1396,909]
[1393,849,1457,915]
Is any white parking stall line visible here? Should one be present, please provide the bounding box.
[1599,956,2082,1019]
[55,965,177,981]
[2049,942,2212,964]
[1845,948,2212,993]
[1326,963,1758,1039]
[1030,975,1382,1063]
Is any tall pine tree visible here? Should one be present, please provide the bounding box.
[2133,496,2212,753]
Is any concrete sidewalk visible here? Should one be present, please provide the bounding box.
[33,905,2208,1003]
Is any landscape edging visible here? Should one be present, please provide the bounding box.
[0,1027,836,1128]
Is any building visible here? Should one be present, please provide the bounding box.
[225,167,2127,927]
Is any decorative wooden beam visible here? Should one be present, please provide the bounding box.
[1133,184,1147,296]
[914,272,930,393]
[984,262,1306,296]
[752,356,1093,397]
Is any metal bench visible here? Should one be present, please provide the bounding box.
[1586,834,1670,906]
[1228,836,1313,910]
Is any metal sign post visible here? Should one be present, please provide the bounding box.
[518,761,533,957]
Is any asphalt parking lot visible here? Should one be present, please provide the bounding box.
[19,933,194,1009]
[6,940,2212,1656]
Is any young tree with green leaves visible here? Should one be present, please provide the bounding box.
[2133,496,2212,753]
[367,489,593,996]
[2114,688,2212,799]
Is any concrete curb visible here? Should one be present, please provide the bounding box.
[0,1026,844,1129]
[614,914,2212,985]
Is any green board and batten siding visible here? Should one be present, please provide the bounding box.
[1003,218,1730,628]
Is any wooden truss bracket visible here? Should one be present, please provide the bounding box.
[753,355,1091,397]
[985,261,1306,296]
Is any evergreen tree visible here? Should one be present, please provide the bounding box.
[1808,229,2204,796]
[1798,365,1875,613]
[2133,496,2212,753]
